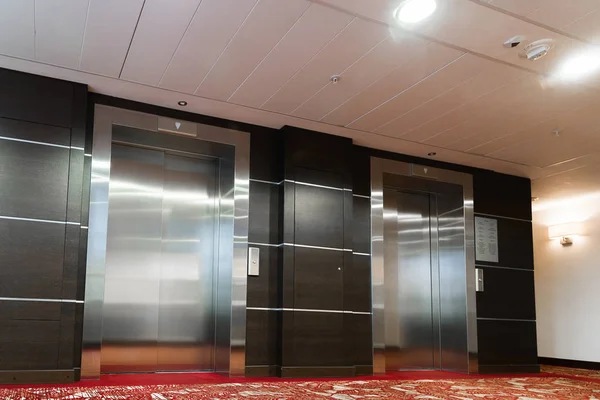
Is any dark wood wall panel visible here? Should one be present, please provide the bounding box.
[476,267,536,320]
[0,220,65,298]
[0,320,61,370]
[0,67,88,384]
[0,69,74,128]
[477,320,538,369]
[0,141,70,221]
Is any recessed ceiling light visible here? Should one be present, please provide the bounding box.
[178,100,187,106]
[394,0,437,23]
[428,152,437,156]
[556,51,600,81]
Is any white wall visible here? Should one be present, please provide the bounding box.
[534,194,600,362]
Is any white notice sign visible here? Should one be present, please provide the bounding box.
[475,217,499,263]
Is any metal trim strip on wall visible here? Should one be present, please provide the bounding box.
[81,105,250,378]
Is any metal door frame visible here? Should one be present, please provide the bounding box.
[81,105,250,379]
[371,157,477,374]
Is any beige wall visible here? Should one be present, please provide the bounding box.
[533,195,600,362]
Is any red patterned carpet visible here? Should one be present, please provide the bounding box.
[1,367,599,399]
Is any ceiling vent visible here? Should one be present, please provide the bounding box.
[519,39,554,61]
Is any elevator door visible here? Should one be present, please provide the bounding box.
[101,143,218,373]
[383,189,440,371]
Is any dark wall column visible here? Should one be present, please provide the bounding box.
[279,127,355,378]
[0,68,89,384]
[473,171,538,373]
[245,127,283,377]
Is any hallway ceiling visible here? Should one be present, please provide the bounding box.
[1,0,600,203]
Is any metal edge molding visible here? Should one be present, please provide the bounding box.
[370,157,478,374]
[81,105,249,378]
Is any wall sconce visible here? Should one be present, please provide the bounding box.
[548,222,584,246]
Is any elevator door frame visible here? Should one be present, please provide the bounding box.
[81,105,250,379]
[371,158,477,374]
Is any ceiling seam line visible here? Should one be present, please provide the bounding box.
[257,16,356,110]
[311,0,566,81]
[319,41,437,123]
[406,75,532,144]
[226,2,313,102]
[33,0,36,60]
[465,0,594,45]
[77,0,92,70]
[289,31,390,116]
[157,0,205,88]
[348,124,536,169]
[343,53,468,128]
[117,0,146,79]
[193,0,260,95]
[465,100,600,155]
[372,68,487,134]
[0,51,537,176]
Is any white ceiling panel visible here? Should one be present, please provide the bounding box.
[292,34,428,121]
[120,0,201,85]
[321,42,463,127]
[459,83,598,154]
[79,0,144,77]
[34,0,89,68]
[562,9,600,44]
[417,77,536,147]
[0,0,34,59]
[159,0,257,93]
[261,18,389,114]
[228,3,353,108]
[526,0,598,30]
[380,61,526,141]
[487,0,544,15]
[349,53,487,132]
[195,0,311,101]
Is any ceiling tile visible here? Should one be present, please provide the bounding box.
[195,0,311,101]
[228,3,353,108]
[322,42,463,127]
[293,34,428,121]
[35,0,89,68]
[458,83,598,154]
[0,0,34,59]
[120,0,201,85]
[261,18,389,114]
[413,76,534,147]
[159,0,257,93]
[79,0,144,77]
[349,53,486,132]
[487,0,544,15]
[381,61,526,141]
[562,8,600,44]
[526,0,598,30]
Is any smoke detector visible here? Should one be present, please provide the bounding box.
[519,39,554,61]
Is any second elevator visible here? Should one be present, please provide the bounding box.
[372,158,478,374]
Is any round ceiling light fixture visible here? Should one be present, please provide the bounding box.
[177,100,188,106]
[394,0,437,23]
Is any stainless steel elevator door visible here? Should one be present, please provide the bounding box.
[101,144,217,373]
[383,190,438,371]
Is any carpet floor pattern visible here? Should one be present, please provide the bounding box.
[0,366,598,399]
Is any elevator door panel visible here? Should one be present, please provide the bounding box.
[157,154,216,371]
[101,144,217,373]
[384,190,435,371]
